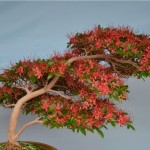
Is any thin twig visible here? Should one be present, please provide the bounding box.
[53,85,67,89]
[111,62,124,77]
[3,104,16,108]
[14,86,31,94]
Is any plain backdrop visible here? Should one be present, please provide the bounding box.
[0,1,150,150]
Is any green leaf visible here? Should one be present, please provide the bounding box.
[49,104,55,110]
[142,71,149,77]
[127,43,132,49]
[80,128,86,136]
[124,50,132,56]
[95,90,100,95]
[89,87,96,91]
[3,93,9,99]
[98,25,102,29]
[69,117,76,125]
[88,128,94,133]
[110,121,116,127]
[127,124,135,131]
[137,71,149,78]
[48,61,54,66]
[70,117,74,122]
[71,128,76,133]
[87,79,92,83]
[101,125,108,130]
[30,76,37,84]
[72,91,78,95]
[112,95,119,101]
[54,72,61,76]
[120,85,128,91]
[134,52,141,58]
[47,74,53,80]
[130,125,135,131]
[95,128,104,138]
[115,49,123,54]
[37,58,41,63]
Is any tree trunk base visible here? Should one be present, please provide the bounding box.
[4,141,22,150]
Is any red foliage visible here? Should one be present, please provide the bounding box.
[0,25,149,135]
[31,95,130,130]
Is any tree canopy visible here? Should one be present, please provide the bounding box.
[0,25,150,137]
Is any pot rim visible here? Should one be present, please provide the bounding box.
[0,141,57,150]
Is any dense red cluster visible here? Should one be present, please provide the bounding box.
[72,59,127,101]
[31,95,130,130]
[140,45,150,72]
[0,86,24,104]
[69,26,147,52]
[0,58,67,83]
[0,58,67,104]
[68,26,150,74]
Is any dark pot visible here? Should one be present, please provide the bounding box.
[0,141,57,150]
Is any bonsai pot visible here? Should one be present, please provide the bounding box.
[0,141,57,150]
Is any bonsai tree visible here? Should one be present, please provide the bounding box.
[0,25,150,150]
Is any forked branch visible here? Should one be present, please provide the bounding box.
[14,86,31,94]
[14,117,43,139]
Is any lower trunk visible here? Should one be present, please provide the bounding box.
[4,141,22,150]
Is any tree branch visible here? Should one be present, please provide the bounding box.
[109,56,139,69]
[14,117,43,139]
[45,54,139,91]
[67,54,139,69]
[45,76,60,91]
[53,85,67,89]
[108,60,125,77]
[48,89,72,100]
[30,85,40,92]
[14,86,31,94]
[3,104,16,108]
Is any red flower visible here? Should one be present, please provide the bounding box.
[41,102,49,111]
[118,115,129,126]
[83,101,89,109]
[33,67,42,79]
[95,39,102,49]
[58,63,66,74]
[56,117,65,124]
[16,66,24,76]
[105,113,113,120]
[92,107,103,119]
[55,104,62,115]
[49,114,55,119]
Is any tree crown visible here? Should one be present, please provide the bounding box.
[0,25,150,136]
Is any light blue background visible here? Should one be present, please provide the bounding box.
[0,1,150,150]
